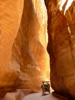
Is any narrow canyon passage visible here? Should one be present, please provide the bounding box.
[22,92,68,100]
[0,0,75,100]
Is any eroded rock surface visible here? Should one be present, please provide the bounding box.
[45,0,75,99]
[0,89,38,100]
[11,0,50,89]
[0,0,24,97]
[0,0,49,97]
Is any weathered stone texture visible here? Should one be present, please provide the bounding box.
[0,0,24,97]
[45,0,75,99]
[0,0,49,97]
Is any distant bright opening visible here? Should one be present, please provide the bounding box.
[59,0,74,14]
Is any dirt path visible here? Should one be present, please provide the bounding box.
[22,92,66,100]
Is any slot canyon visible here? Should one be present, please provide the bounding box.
[0,0,75,100]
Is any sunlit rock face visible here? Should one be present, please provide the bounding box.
[0,0,49,97]
[45,0,75,99]
[0,0,24,97]
[11,0,50,89]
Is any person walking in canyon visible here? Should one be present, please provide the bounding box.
[47,83,50,94]
[41,81,50,95]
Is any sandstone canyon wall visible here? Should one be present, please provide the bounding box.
[0,0,50,97]
[0,0,24,97]
[45,0,75,99]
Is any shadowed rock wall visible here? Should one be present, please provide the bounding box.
[45,0,75,99]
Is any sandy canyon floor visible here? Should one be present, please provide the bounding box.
[22,91,68,100]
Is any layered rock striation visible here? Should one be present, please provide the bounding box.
[0,0,50,97]
[0,0,24,97]
[45,0,75,99]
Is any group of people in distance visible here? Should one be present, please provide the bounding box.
[41,82,50,94]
